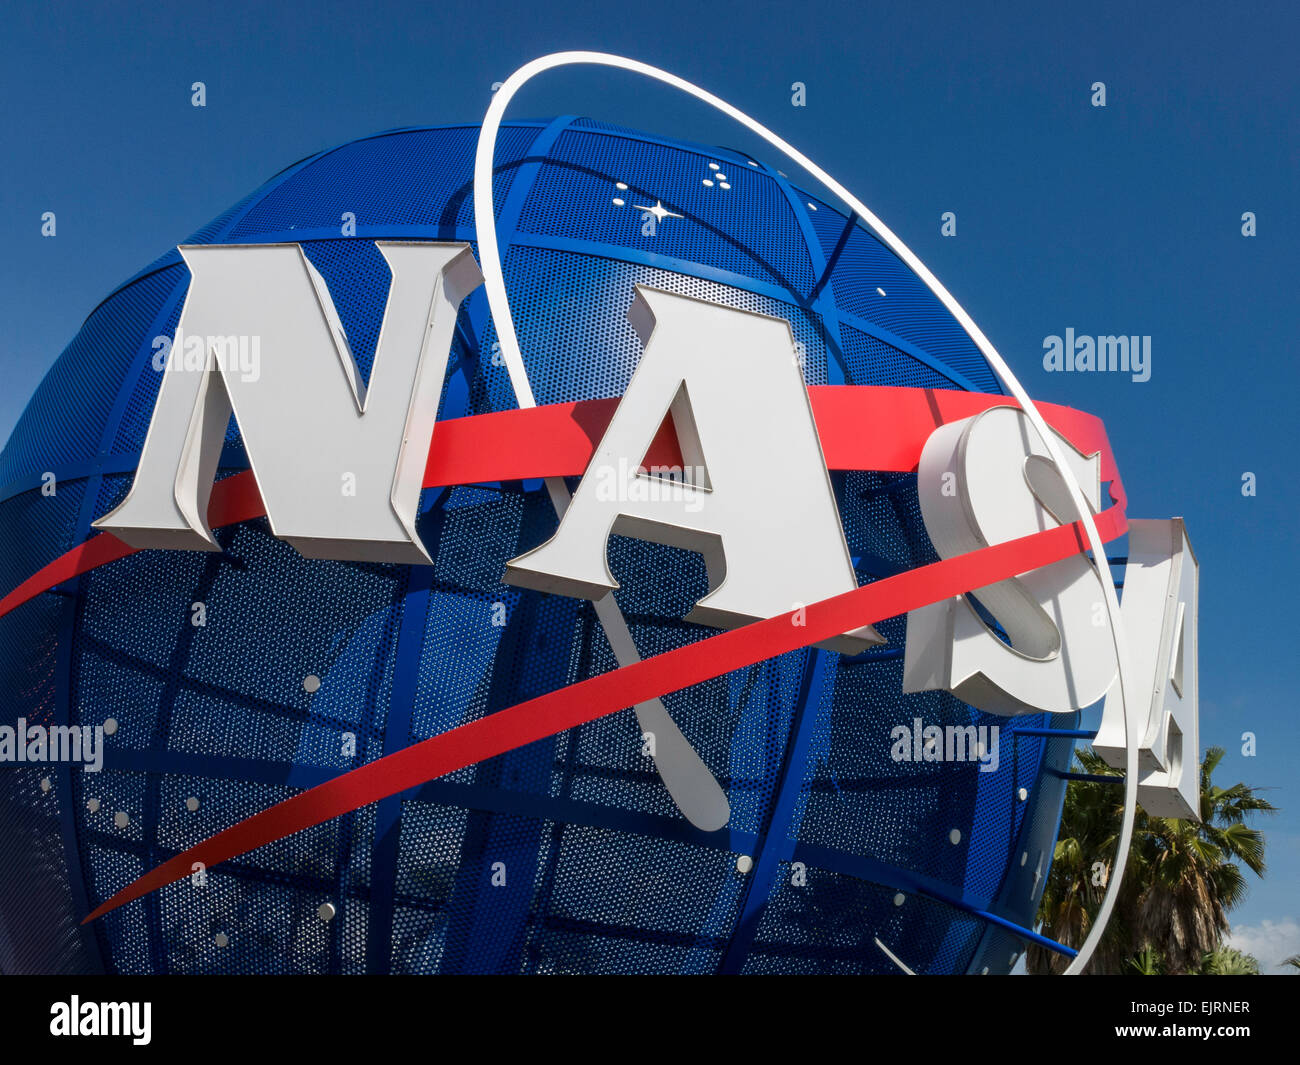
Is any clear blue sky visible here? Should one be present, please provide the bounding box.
[2,0,1297,968]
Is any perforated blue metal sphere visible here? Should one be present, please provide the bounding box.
[0,119,1074,974]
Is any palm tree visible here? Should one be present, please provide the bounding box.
[1125,947,1162,975]
[1029,746,1276,974]
[1284,954,1300,971]
[1195,947,1259,975]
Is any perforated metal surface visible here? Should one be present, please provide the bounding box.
[0,119,1070,974]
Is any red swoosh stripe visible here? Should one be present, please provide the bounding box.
[422,386,1118,492]
[0,386,1121,621]
[83,501,1125,924]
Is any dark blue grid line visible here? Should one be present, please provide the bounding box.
[718,648,832,973]
[763,164,850,387]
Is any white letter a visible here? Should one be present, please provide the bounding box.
[504,286,882,653]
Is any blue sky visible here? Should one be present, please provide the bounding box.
[2,0,1297,968]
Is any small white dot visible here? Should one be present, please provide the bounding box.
[708,162,720,171]
[893,893,905,907]
[716,173,728,182]
[807,202,818,211]
[876,287,887,297]
[615,181,628,190]
[87,798,100,813]
[103,718,118,736]
[702,179,714,187]
[114,811,129,829]
[611,197,624,206]
[214,933,229,948]
[1017,787,1028,801]
[718,182,731,190]
[303,674,321,693]
[186,796,200,812]
[40,777,51,793]
[318,902,336,922]
[949,828,961,845]
[736,855,753,874]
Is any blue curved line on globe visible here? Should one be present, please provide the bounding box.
[719,649,836,972]
[762,163,849,387]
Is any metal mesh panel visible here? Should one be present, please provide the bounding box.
[504,244,831,403]
[0,267,178,489]
[840,325,967,390]
[744,863,989,976]
[227,126,540,239]
[804,195,999,392]
[0,769,92,974]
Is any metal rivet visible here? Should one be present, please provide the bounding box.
[735,855,753,874]
[615,181,628,190]
[1017,787,1029,801]
[1020,851,1028,866]
[893,893,905,907]
[876,287,887,297]
[214,933,228,948]
[318,902,336,922]
[949,828,961,845]
[87,798,100,813]
[708,162,720,171]
[303,675,321,693]
[103,718,118,736]
[702,179,714,187]
[40,777,51,793]
[186,796,200,812]
[718,182,731,190]
[114,811,129,829]
[612,197,625,206]
[807,202,818,211]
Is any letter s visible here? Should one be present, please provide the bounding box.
[903,406,1115,715]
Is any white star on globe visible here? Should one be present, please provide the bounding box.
[632,199,684,222]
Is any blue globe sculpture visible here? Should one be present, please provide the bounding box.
[0,118,1076,974]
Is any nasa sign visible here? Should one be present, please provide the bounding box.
[0,52,1196,975]
[95,237,1194,772]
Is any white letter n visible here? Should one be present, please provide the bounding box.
[96,242,482,563]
